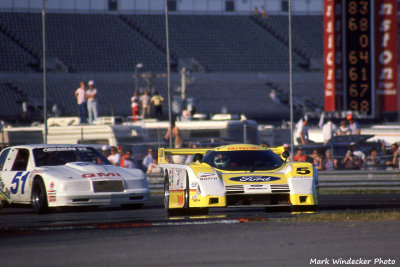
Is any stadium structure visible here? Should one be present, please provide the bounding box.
[0,0,398,125]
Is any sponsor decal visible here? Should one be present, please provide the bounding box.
[43,147,88,152]
[82,173,122,178]
[49,182,55,189]
[229,176,280,182]
[226,146,259,151]
[198,172,218,181]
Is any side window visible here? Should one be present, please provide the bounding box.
[11,149,30,171]
[0,148,11,170]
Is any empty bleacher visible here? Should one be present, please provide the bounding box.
[0,12,328,123]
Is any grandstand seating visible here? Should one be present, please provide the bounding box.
[0,12,328,123]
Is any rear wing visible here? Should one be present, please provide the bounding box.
[158,148,212,164]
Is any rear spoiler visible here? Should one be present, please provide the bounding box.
[158,148,212,164]
[157,146,286,163]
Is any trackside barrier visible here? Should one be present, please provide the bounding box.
[145,171,400,194]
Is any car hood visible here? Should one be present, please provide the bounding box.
[35,162,143,180]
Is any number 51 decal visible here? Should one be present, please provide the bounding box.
[10,171,30,194]
[296,167,311,175]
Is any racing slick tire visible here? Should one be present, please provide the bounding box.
[31,178,49,214]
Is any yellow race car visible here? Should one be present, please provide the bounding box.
[159,144,319,215]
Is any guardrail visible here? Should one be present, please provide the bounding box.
[146,171,400,193]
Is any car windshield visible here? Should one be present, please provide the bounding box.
[202,150,284,171]
[33,147,111,167]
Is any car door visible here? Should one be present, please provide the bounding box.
[0,148,32,203]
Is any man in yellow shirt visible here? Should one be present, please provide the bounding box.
[150,92,164,120]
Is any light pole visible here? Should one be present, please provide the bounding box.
[134,63,143,93]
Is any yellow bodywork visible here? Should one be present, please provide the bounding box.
[160,144,318,211]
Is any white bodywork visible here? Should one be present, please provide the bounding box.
[0,145,150,208]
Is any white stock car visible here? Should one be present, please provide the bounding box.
[0,144,150,213]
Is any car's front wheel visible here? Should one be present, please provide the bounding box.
[31,178,49,214]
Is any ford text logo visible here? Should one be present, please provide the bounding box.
[229,176,280,182]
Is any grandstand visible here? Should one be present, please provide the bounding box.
[0,7,327,124]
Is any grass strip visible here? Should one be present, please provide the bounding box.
[290,210,400,222]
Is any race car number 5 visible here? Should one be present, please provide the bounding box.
[10,171,30,194]
[296,167,310,175]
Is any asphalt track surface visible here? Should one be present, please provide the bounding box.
[1,194,399,267]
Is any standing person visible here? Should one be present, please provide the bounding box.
[146,158,162,174]
[366,147,382,170]
[140,90,151,119]
[297,119,309,145]
[86,80,98,124]
[347,114,361,134]
[164,120,183,148]
[383,142,399,169]
[322,120,337,143]
[322,149,338,171]
[142,147,154,171]
[122,150,136,168]
[293,147,307,162]
[131,92,140,121]
[151,91,164,120]
[75,81,87,124]
[335,120,352,136]
[101,145,110,158]
[309,149,323,170]
[107,146,121,166]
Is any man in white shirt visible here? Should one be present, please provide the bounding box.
[107,146,121,166]
[86,80,98,124]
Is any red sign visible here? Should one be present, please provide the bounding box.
[324,0,343,111]
[374,0,398,112]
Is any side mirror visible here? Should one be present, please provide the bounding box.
[282,151,290,159]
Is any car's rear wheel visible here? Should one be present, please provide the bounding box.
[31,178,49,214]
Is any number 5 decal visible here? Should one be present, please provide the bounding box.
[10,171,30,194]
[296,167,311,175]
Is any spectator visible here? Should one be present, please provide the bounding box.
[164,120,183,148]
[366,147,382,170]
[140,90,151,119]
[75,81,87,124]
[348,142,366,168]
[146,158,162,174]
[341,149,361,170]
[347,114,361,134]
[101,145,110,158]
[322,120,337,143]
[131,91,140,121]
[309,149,323,170]
[383,142,399,169]
[142,147,155,171]
[86,80,98,124]
[297,119,309,145]
[150,91,164,120]
[294,147,306,162]
[122,150,136,168]
[107,146,121,166]
[335,120,351,136]
[185,143,199,163]
[322,149,338,171]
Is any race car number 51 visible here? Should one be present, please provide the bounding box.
[10,171,30,194]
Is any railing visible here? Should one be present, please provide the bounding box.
[146,170,400,194]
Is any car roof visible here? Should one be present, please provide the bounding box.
[5,144,95,150]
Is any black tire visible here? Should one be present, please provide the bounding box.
[31,178,49,214]
[164,172,170,210]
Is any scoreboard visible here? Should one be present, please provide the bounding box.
[324,0,398,117]
[344,0,372,115]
